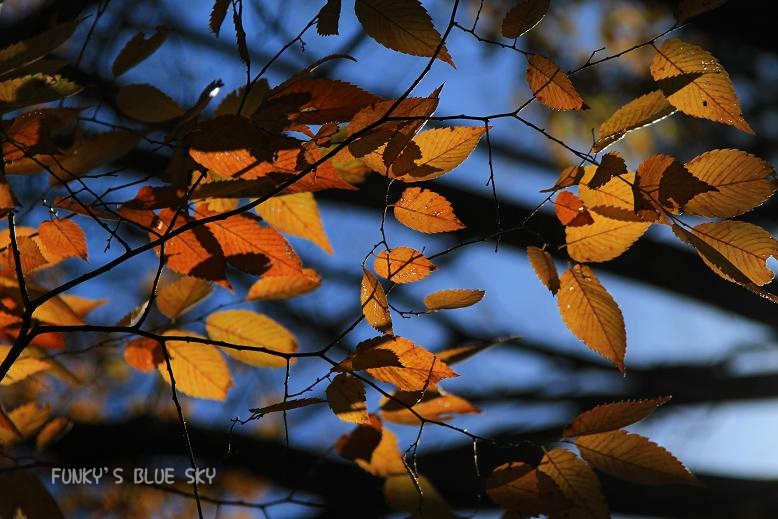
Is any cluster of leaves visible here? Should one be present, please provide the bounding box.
[0,0,773,517]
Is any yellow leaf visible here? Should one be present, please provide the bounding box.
[380,388,479,424]
[384,473,453,518]
[486,461,570,517]
[537,448,609,519]
[593,90,676,153]
[501,0,550,38]
[563,396,672,437]
[526,246,560,295]
[650,38,752,134]
[361,267,393,334]
[353,335,457,391]
[557,265,626,372]
[393,187,465,233]
[336,414,406,476]
[0,345,50,385]
[423,289,484,311]
[526,55,587,111]
[116,83,184,123]
[38,219,88,261]
[58,294,107,318]
[206,309,298,368]
[374,247,436,284]
[159,331,232,401]
[683,149,778,217]
[246,268,321,301]
[0,402,51,445]
[577,430,699,486]
[155,276,212,319]
[256,192,332,254]
[112,25,169,76]
[326,373,369,424]
[354,0,454,67]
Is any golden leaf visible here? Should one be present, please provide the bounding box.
[393,187,465,233]
[373,246,436,284]
[501,0,550,38]
[380,388,479,424]
[526,246,560,295]
[159,331,233,401]
[0,345,50,385]
[38,219,88,262]
[537,448,609,519]
[526,55,587,111]
[563,396,672,437]
[0,402,50,446]
[361,267,393,334]
[593,90,676,152]
[116,83,184,123]
[206,309,298,368]
[246,268,321,301]
[256,192,333,254]
[544,164,584,191]
[155,276,212,320]
[423,289,484,311]
[326,373,369,424]
[557,265,626,372]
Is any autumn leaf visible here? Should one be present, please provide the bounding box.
[486,461,570,517]
[361,267,393,334]
[0,402,51,446]
[0,345,50,385]
[577,430,699,486]
[246,268,321,301]
[373,247,435,284]
[656,156,717,211]
[558,265,626,372]
[6,235,48,274]
[37,219,88,262]
[526,246,560,295]
[112,25,169,76]
[0,20,79,76]
[336,415,406,477]
[423,289,484,311]
[354,0,454,67]
[159,331,233,401]
[537,448,609,519]
[593,90,676,152]
[267,78,380,124]
[563,396,672,437]
[393,187,464,233]
[0,74,81,115]
[502,0,550,38]
[589,152,627,190]
[317,0,342,35]
[384,473,453,517]
[650,38,752,134]
[124,337,164,372]
[544,164,584,191]
[155,276,212,319]
[353,335,457,391]
[380,388,479,424]
[526,55,587,110]
[116,83,184,123]
[256,192,333,254]
[554,191,594,226]
[327,373,369,424]
[435,339,509,365]
[206,309,298,368]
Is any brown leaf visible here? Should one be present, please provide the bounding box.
[112,26,169,77]
[537,449,609,519]
[558,265,626,372]
[155,276,212,319]
[373,247,436,284]
[116,83,184,123]
[589,152,627,189]
[209,0,230,36]
[317,0,342,35]
[593,90,676,152]
[0,19,79,76]
[657,156,717,210]
[327,373,369,424]
[501,0,550,38]
[361,267,393,334]
[268,78,379,124]
[159,331,233,401]
[206,309,297,368]
[423,289,484,311]
[526,246,560,295]
[394,187,465,233]
[563,396,672,437]
[38,219,88,261]
[336,414,383,463]
[380,388,479,424]
[486,461,571,517]
[526,55,587,110]
[554,191,594,226]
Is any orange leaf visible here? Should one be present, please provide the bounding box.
[526,55,587,110]
[256,192,333,254]
[563,396,672,437]
[537,448,609,519]
[326,373,369,424]
[206,309,297,368]
[526,246,560,295]
[554,191,594,226]
[486,461,570,517]
[0,345,50,385]
[59,294,107,318]
[246,268,321,301]
[577,430,699,486]
[6,235,48,274]
[380,388,479,424]
[267,78,379,124]
[557,265,626,372]
[116,83,184,123]
[159,331,233,401]
[354,0,454,66]
[35,416,72,450]
[124,337,164,372]
[155,276,212,320]
[593,90,676,152]
[1,402,50,444]
[361,267,393,334]
[373,247,435,284]
[112,25,169,76]
[394,187,465,233]
[353,335,457,391]
[0,174,17,217]
[38,219,88,261]
[650,38,752,133]
[501,0,550,38]
[423,289,484,311]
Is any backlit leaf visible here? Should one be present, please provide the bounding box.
[423,289,484,311]
[373,247,436,284]
[6,236,48,274]
[593,90,676,152]
[361,267,393,334]
[650,38,752,133]
[538,448,609,519]
[589,152,627,190]
[38,219,87,261]
[112,26,169,77]
[124,337,164,372]
[384,473,453,517]
[544,165,584,191]
[116,83,184,123]
[0,345,50,385]
[317,0,342,35]
[683,149,778,217]
[256,192,333,254]
[656,156,717,211]
[353,335,457,391]
[563,396,672,437]
[354,0,454,66]
[4,402,51,441]
[554,191,594,226]
[380,388,479,424]
[206,309,297,368]
[674,0,727,22]
[558,265,626,372]
[577,430,699,485]
[502,0,550,38]
[155,276,212,319]
[327,373,369,424]
[394,187,464,233]
[526,55,587,111]
[486,461,570,517]
[527,246,560,295]
[267,78,380,124]
[249,398,325,415]
[159,331,232,401]
[2,108,79,161]
[213,80,268,118]
[0,74,81,114]
[59,294,107,318]
[246,268,321,300]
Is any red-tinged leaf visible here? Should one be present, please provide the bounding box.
[373,247,435,284]
[380,388,479,424]
[0,74,81,115]
[327,373,369,424]
[209,0,230,36]
[577,430,699,486]
[527,246,560,295]
[683,149,778,218]
[353,335,457,391]
[593,90,676,152]
[554,191,594,226]
[246,268,321,301]
[361,267,393,334]
[268,78,380,124]
[563,396,672,437]
[558,265,626,372]
[117,83,184,123]
[1,109,78,161]
[38,219,87,261]
[384,473,453,517]
[537,449,609,519]
[249,398,325,415]
[526,55,587,111]
[650,38,752,134]
[6,235,48,274]
[206,309,298,368]
[675,0,727,22]
[486,461,571,517]
[502,0,550,38]
[155,276,212,319]
[256,192,333,254]
[543,165,585,192]
[0,345,50,385]
[589,152,627,189]
[124,337,164,372]
[394,187,465,233]
[355,0,454,66]
[112,26,169,77]
[159,331,233,401]
[317,0,342,35]
[0,19,79,76]
[35,416,72,450]
[424,289,484,311]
